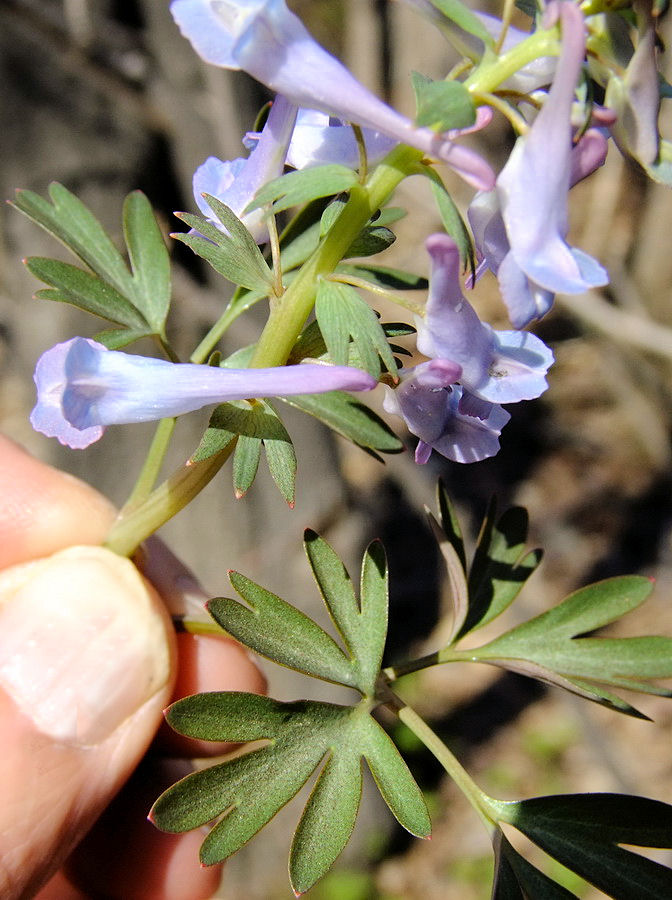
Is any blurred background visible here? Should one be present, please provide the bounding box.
[2,1,672,896]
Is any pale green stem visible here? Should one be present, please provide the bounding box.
[352,124,368,183]
[383,686,498,831]
[471,91,530,134]
[251,144,423,368]
[266,211,284,300]
[124,417,177,509]
[326,272,426,317]
[384,646,476,680]
[190,292,248,364]
[466,29,560,95]
[494,0,517,54]
[105,440,236,557]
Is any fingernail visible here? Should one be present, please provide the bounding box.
[0,546,171,746]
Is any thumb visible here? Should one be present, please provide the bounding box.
[0,544,176,899]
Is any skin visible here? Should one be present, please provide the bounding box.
[0,435,266,899]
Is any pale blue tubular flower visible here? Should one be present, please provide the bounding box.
[383,360,511,464]
[193,93,297,242]
[494,1,608,313]
[468,127,607,327]
[415,234,553,405]
[31,338,377,449]
[170,0,495,190]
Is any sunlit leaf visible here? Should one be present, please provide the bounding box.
[122,190,171,334]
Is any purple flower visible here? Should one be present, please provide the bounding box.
[383,361,510,464]
[170,0,495,190]
[416,234,553,405]
[488,1,608,324]
[193,94,297,242]
[31,338,377,449]
[469,128,607,327]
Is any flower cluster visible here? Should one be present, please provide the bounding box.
[29,0,662,465]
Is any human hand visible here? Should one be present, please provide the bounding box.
[0,436,265,899]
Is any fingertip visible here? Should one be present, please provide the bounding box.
[0,435,115,567]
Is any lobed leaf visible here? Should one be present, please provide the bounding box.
[303,532,388,694]
[473,575,672,715]
[173,204,273,293]
[208,572,356,687]
[458,500,541,640]
[315,280,397,377]
[502,794,672,899]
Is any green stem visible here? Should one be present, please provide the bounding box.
[384,646,475,680]
[384,687,498,831]
[251,144,423,368]
[105,440,236,557]
[466,29,560,95]
[190,289,248,364]
[124,417,177,509]
[327,272,426,317]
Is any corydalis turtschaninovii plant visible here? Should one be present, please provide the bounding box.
[169,0,495,190]
[31,338,377,449]
[491,1,609,324]
[193,94,297,242]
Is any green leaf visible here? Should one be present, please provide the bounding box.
[304,531,388,694]
[233,434,262,499]
[173,200,273,293]
[190,400,296,504]
[315,281,397,376]
[208,572,357,687]
[436,478,466,569]
[154,693,429,892]
[122,191,171,334]
[93,327,155,350]
[413,75,476,131]
[474,576,672,715]
[458,500,541,639]
[428,174,476,278]
[493,830,578,899]
[361,715,432,837]
[502,793,672,900]
[344,225,396,258]
[427,510,469,644]
[290,749,363,895]
[26,257,149,329]
[422,0,496,48]
[12,183,135,298]
[336,263,428,291]
[279,391,403,454]
[280,219,321,272]
[248,165,358,214]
